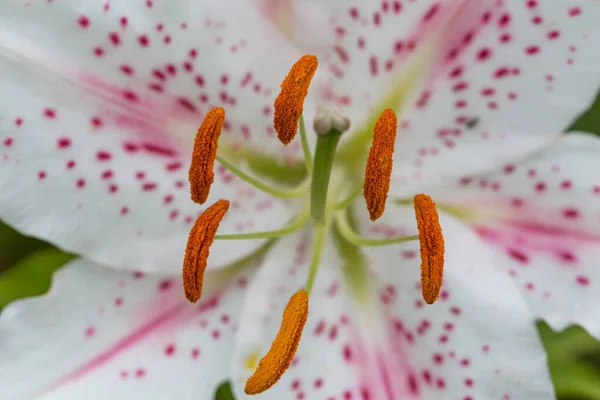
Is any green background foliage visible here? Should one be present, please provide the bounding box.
[2,91,600,399]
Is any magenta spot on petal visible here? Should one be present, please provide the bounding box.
[562,208,579,219]
[57,137,71,148]
[158,279,174,292]
[84,326,96,338]
[576,275,590,286]
[142,182,158,191]
[96,150,112,161]
[138,35,150,47]
[476,47,492,61]
[109,32,121,46]
[508,248,529,264]
[343,344,353,362]
[133,271,144,279]
[408,373,419,394]
[187,348,199,361]
[535,182,547,192]
[525,45,540,55]
[44,108,57,118]
[164,343,176,356]
[558,250,577,264]
[449,307,462,316]
[78,15,90,28]
[142,143,177,157]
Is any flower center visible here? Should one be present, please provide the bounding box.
[182,55,445,394]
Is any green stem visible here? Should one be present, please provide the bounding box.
[334,210,418,247]
[215,155,309,199]
[298,114,313,176]
[310,130,342,225]
[305,221,329,295]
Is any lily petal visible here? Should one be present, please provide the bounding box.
[388,0,600,194]
[0,258,253,400]
[287,0,600,193]
[433,132,600,339]
[355,205,555,400]
[0,0,302,272]
[231,218,554,399]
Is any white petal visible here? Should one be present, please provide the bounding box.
[389,0,600,193]
[230,216,555,399]
[285,0,600,192]
[0,258,252,400]
[0,1,303,272]
[355,205,555,400]
[431,132,600,339]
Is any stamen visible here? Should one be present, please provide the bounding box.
[215,155,310,199]
[215,205,310,240]
[414,194,445,305]
[182,199,230,303]
[298,115,313,175]
[334,210,418,247]
[189,107,226,204]
[274,55,318,145]
[245,289,309,394]
[363,109,397,221]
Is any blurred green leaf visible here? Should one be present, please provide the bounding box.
[539,322,600,400]
[0,221,48,272]
[0,247,74,308]
[214,381,236,400]
[569,89,600,135]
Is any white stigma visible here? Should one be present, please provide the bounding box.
[313,104,351,135]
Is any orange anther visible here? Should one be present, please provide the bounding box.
[363,109,398,221]
[414,194,445,304]
[274,55,318,145]
[245,290,309,394]
[189,107,226,204]
[182,199,229,302]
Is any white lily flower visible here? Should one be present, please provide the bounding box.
[1,1,600,399]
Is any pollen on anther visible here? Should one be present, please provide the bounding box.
[182,199,230,303]
[245,290,309,394]
[414,194,445,304]
[363,109,398,221]
[274,55,318,145]
[189,107,226,204]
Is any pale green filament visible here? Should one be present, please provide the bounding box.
[298,114,313,176]
[333,183,363,211]
[215,155,310,199]
[331,211,370,302]
[215,206,309,240]
[395,197,476,221]
[305,220,330,295]
[334,209,418,247]
[310,129,343,225]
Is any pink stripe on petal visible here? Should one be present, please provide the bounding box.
[52,295,220,390]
